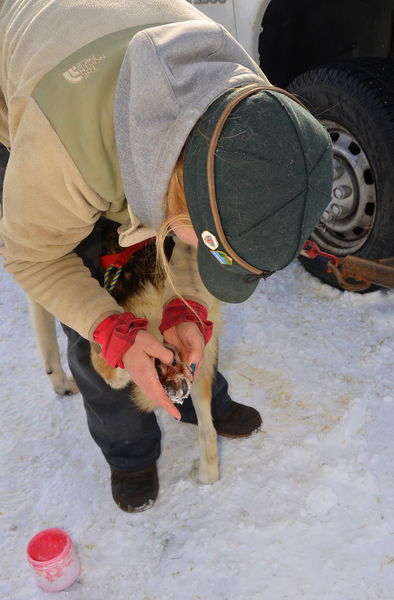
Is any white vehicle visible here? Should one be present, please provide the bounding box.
[193,0,394,290]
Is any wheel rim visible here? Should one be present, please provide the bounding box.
[311,120,376,256]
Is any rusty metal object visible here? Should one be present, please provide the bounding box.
[301,239,394,291]
[329,255,394,291]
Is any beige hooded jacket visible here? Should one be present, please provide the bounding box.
[0,0,264,339]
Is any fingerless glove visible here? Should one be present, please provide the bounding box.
[93,313,148,368]
[159,298,213,344]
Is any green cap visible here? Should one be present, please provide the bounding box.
[183,85,333,303]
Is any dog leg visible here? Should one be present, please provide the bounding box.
[190,368,219,484]
[28,298,78,395]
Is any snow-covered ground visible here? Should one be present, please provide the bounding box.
[1,260,394,599]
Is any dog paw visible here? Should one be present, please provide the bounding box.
[191,459,219,485]
[50,373,79,396]
[155,345,193,404]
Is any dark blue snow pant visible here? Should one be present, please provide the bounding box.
[61,219,232,471]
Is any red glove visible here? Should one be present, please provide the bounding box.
[159,298,213,344]
[93,313,148,368]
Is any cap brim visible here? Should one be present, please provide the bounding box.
[197,242,260,303]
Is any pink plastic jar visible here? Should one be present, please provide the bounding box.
[26,528,81,592]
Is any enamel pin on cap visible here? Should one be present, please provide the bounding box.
[201,230,219,250]
[211,250,233,265]
[201,231,233,265]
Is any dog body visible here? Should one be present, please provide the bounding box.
[5,221,220,484]
[90,226,221,484]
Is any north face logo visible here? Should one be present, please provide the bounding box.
[63,55,106,83]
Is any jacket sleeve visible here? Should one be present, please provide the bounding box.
[162,236,215,311]
[0,99,123,340]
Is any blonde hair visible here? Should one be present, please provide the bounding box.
[156,151,205,324]
[156,150,193,291]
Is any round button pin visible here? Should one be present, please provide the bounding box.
[201,230,219,250]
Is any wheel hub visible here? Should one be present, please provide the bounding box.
[312,121,376,256]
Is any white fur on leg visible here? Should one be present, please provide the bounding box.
[28,298,79,395]
[190,369,219,485]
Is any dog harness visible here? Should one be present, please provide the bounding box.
[100,237,155,293]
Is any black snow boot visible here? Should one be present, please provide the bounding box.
[111,463,159,512]
[212,401,262,438]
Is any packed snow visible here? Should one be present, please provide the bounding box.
[1,260,394,599]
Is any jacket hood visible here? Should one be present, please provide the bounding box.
[114,19,266,230]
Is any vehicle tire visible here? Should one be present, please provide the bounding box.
[287,58,394,291]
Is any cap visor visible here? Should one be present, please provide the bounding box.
[197,244,260,303]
